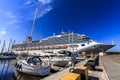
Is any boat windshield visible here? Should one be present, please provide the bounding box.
[32,57,42,63]
[27,57,42,65]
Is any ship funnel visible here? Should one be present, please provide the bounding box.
[27,36,32,43]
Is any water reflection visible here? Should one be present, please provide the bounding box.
[15,71,41,80]
[0,60,15,80]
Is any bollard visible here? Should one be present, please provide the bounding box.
[76,66,88,80]
[95,55,99,66]
[87,60,95,70]
[69,66,88,80]
[60,72,81,80]
[87,55,99,70]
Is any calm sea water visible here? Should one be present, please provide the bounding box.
[0,60,15,80]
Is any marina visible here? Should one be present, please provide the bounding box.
[0,54,120,80]
[0,0,120,80]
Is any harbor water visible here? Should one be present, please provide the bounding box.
[0,60,15,80]
[0,60,42,80]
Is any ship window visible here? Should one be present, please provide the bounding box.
[81,44,85,46]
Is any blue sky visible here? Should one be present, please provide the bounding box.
[0,0,120,51]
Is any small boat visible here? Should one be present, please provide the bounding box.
[50,57,72,67]
[14,7,51,76]
[0,53,16,60]
[40,53,72,67]
[15,56,51,76]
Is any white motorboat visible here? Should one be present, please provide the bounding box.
[49,57,71,67]
[15,56,51,76]
[40,53,72,67]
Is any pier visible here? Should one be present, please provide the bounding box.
[101,55,120,80]
[0,54,120,80]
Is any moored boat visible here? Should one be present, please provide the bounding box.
[15,56,51,76]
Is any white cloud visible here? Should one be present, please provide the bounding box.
[5,20,17,26]
[22,0,53,20]
[14,26,20,30]
[0,30,7,35]
[1,30,6,34]
[4,11,16,19]
[26,6,52,20]
[25,1,31,5]
[38,6,52,17]
[39,0,52,4]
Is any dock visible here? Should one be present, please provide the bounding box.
[42,56,109,80]
[101,55,120,80]
[1,55,120,80]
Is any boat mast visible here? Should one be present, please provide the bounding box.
[72,31,74,53]
[30,7,38,37]
[68,30,71,51]
[27,7,39,55]
[7,39,12,53]
[11,40,15,53]
[0,40,5,54]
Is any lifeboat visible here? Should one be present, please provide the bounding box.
[15,48,18,51]
[42,46,45,49]
[55,46,60,49]
[22,48,25,50]
[26,47,29,50]
[36,46,39,50]
[44,46,48,49]
[50,46,55,49]
[62,45,68,49]
[39,46,42,50]
[29,47,32,50]
[32,47,36,50]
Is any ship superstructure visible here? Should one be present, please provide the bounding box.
[12,32,114,55]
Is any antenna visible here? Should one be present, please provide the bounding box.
[30,7,39,37]
[68,30,70,44]
[53,33,55,36]
[112,40,115,45]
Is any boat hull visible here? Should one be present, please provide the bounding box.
[15,60,51,76]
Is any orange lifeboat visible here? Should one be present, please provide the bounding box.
[42,46,45,49]
[50,46,55,49]
[18,48,21,51]
[23,48,25,50]
[44,46,48,49]
[16,48,18,51]
[29,47,32,50]
[62,45,68,49]
[33,47,36,50]
[39,46,43,50]
[36,46,39,50]
[55,46,60,49]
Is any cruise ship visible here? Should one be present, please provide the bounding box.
[12,32,115,55]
